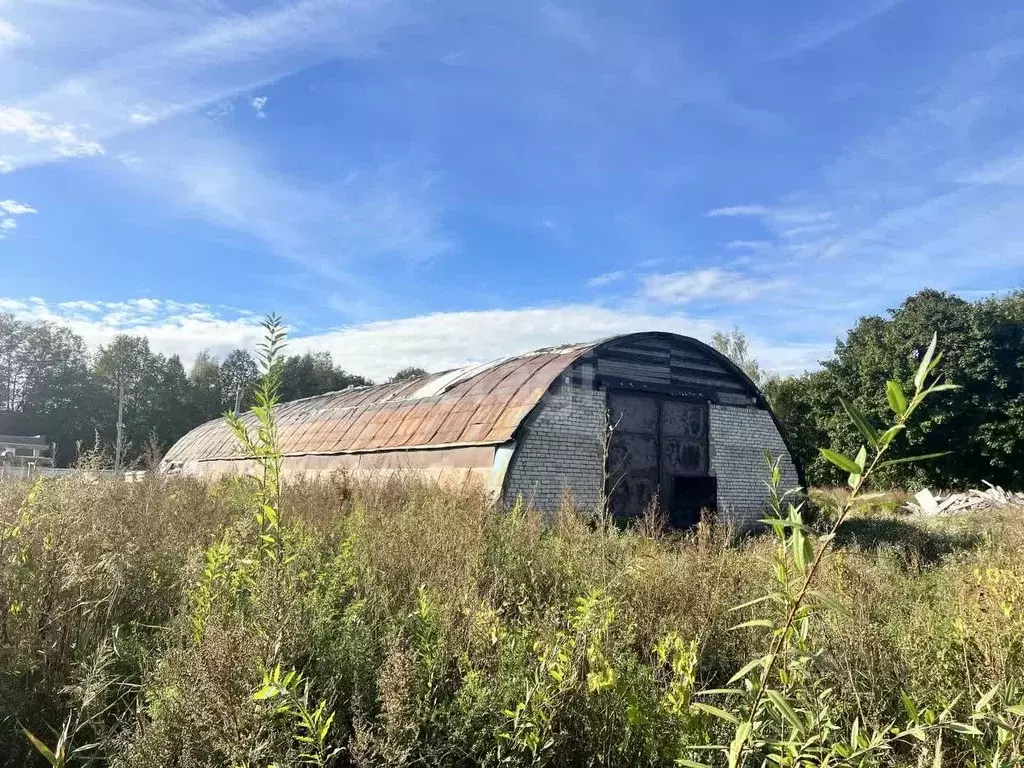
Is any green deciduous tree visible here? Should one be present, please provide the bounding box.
[711,327,773,389]
[188,350,222,425]
[219,349,259,412]
[389,365,428,383]
[279,351,371,401]
[772,288,1024,489]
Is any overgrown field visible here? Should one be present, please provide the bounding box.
[0,474,1021,767]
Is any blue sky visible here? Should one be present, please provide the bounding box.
[2,0,1023,380]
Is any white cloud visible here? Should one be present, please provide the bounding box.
[725,240,771,251]
[0,296,824,378]
[0,157,12,173]
[585,270,626,288]
[0,297,266,364]
[0,199,37,215]
[643,268,784,304]
[130,106,157,125]
[251,95,268,117]
[0,0,412,173]
[705,38,1024,310]
[0,19,21,49]
[0,198,37,239]
[0,107,104,170]
[706,204,771,218]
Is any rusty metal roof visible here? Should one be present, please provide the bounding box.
[164,341,595,463]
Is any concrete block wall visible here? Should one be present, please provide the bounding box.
[502,380,606,512]
[709,404,800,528]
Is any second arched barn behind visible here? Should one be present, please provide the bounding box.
[162,332,803,528]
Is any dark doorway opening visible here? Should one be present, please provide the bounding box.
[668,475,717,529]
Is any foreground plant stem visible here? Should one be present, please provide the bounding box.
[730,333,953,768]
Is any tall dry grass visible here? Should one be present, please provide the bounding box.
[0,472,1021,766]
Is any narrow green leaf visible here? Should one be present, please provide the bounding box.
[728,721,751,768]
[848,445,867,489]
[886,380,908,415]
[728,655,769,685]
[765,690,805,735]
[879,424,905,448]
[252,685,281,701]
[675,759,712,768]
[22,728,58,767]
[792,526,807,572]
[974,684,1000,713]
[728,618,773,631]
[914,333,938,391]
[819,448,862,475]
[729,594,775,612]
[840,397,879,447]
[877,451,951,469]
[900,690,919,723]
[806,590,847,616]
[925,383,960,394]
[947,723,983,735]
[691,702,740,724]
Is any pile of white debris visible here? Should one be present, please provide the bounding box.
[902,482,1024,516]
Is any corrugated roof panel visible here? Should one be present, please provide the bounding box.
[164,334,766,464]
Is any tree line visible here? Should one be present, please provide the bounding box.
[762,288,1024,490]
[5,286,1022,486]
[0,315,401,467]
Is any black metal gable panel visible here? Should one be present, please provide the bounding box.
[591,336,755,401]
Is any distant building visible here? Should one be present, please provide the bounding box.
[163,332,803,529]
[0,435,53,467]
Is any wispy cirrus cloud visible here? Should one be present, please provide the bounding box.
[0,0,413,173]
[112,124,450,293]
[643,268,785,305]
[0,0,444,296]
[0,19,21,49]
[704,33,1024,322]
[764,0,905,62]
[585,270,626,288]
[706,204,771,218]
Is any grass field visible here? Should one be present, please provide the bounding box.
[0,472,1021,767]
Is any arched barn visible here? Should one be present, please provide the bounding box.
[162,332,803,528]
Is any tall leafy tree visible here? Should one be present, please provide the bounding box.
[219,349,259,412]
[710,327,773,389]
[149,355,193,453]
[0,314,96,463]
[189,350,222,425]
[92,335,163,462]
[772,289,1024,489]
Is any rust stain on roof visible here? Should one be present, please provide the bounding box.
[164,342,594,463]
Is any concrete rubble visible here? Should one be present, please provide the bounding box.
[902,482,1024,516]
